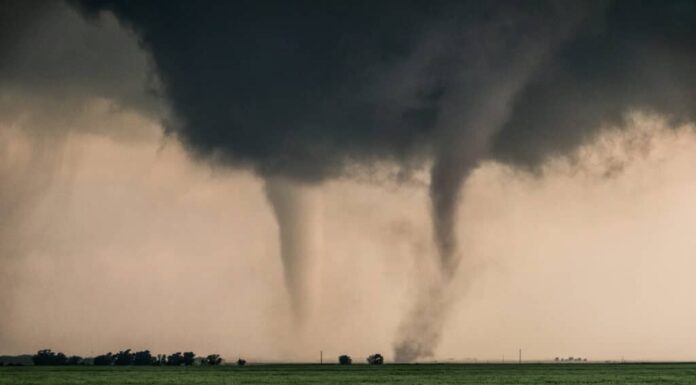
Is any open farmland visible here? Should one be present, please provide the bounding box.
[2,363,696,385]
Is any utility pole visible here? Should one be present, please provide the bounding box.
[320,350,323,365]
[519,349,522,364]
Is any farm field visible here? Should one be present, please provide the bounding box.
[2,363,696,385]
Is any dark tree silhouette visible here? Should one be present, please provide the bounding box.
[366,354,384,365]
[67,356,83,365]
[55,352,67,365]
[32,349,68,366]
[133,350,155,365]
[93,353,114,366]
[167,352,184,366]
[338,355,352,365]
[205,354,222,366]
[182,352,195,366]
[237,358,246,366]
[114,350,135,366]
[29,348,229,367]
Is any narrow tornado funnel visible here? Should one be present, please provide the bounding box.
[393,156,471,363]
[264,177,322,325]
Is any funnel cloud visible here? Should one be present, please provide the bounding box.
[264,178,322,324]
[1,0,689,361]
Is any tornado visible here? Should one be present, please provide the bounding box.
[264,177,321,325]
[71,0,696,363]
[393,155,472,362]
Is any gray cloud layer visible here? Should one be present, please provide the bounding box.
[71,0,696,361]
[69,0,696,178]
[492,1,696,167]
[4,0,695,361]
[0,0,162,347]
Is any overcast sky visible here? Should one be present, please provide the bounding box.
[2,0,696,361]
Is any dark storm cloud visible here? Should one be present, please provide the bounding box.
[72,0,593,180]
[74,1,435,180]
[68,0,696,361]
[1,0,163,134]
[0,0,163,349]
[493,0,696,167]
[70,0,696,175]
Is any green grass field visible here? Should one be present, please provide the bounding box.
[2,363,696,384]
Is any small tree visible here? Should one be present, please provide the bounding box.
[366,354,384,365]
[206,354,223,366]
[133,350,155,365]
[31,349,52,365]
[237,358,246,366]
[55,352,68,365]
[167,352,184,366]
[32,349,68,366]
[338,355,352,365]
[155,354,167,365]
[67,356,83,365]
[114,350,134,366]
[183,352,196,366]
[93,353,114,366]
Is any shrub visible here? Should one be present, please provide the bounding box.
[366,354,384,365]
[114,350,135,366]
[67,356,83,365]
[167,352,184,366]
[93,353,114,366]
[155,354,167,365]
[133,350,155,365]
[32,349,68,366]
[205,354,223,366]
[338,355,352,365]
[182,352,196,366]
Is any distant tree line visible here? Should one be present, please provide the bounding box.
[31,350,84,366]
[554,356,588,362]
[93,350,198,366]
[31,349,230,366]
[28,349,391,367]
[0,355,33,366]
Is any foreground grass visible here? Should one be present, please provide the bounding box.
[2,363,696,385]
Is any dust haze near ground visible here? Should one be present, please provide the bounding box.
[2,0,696,363]
[4,110,696,362]
[68,0,696,362]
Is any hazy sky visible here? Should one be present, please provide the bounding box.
[2,0,696,362]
